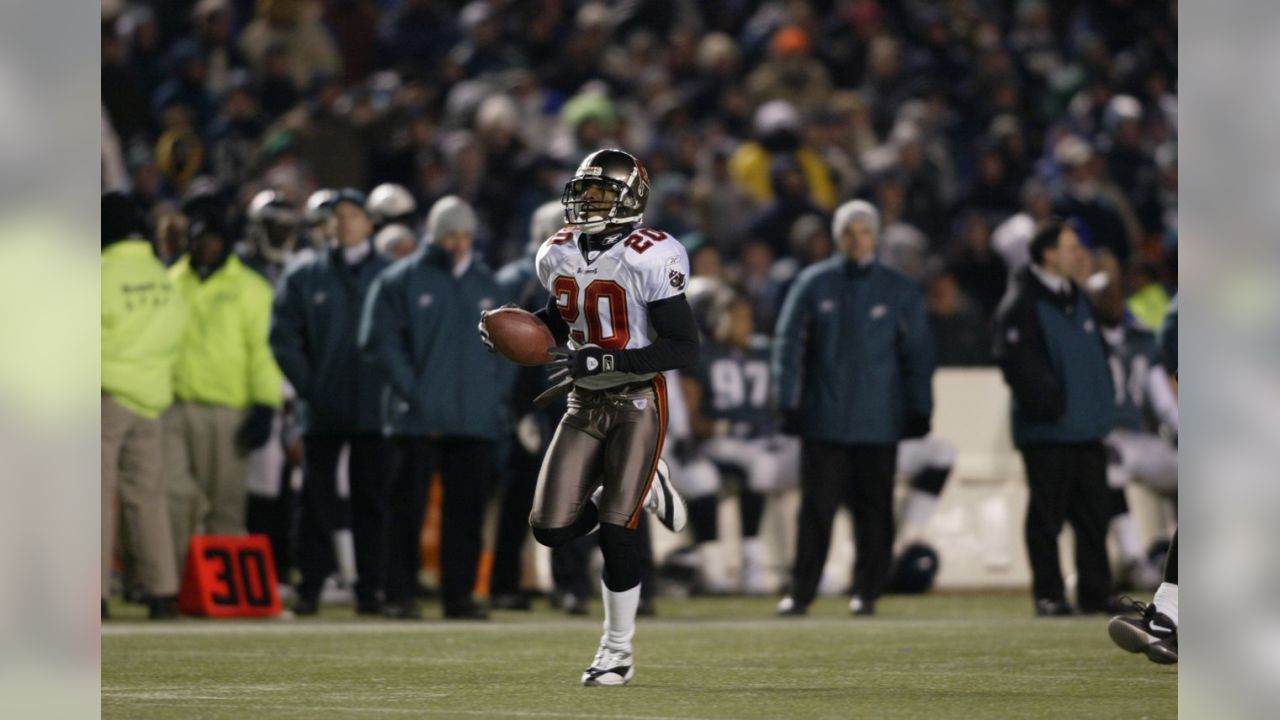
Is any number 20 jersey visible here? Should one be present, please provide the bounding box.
[535,225,690,391]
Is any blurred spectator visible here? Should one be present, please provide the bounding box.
[746,156,824,259]
[690,143,753,251]
[101,193,186,620]
[861,35,914,137]
[733,239,787,334]
[189,0,246,97]
[957,145,1020,223]
[271,189,390,616]
[746,26,832,115]
[1126,259,1172,333]
[254,43,302,117]
[773,200,935,617]
[204,78,264,188]
[239,0,341,91]
[359,196,505,620]
[325,0,378,82]
[873,176,929,283]
[296,76,371,189]
[947,212,1008,318]
[992,220,1116,616]
[992,178,1055,275]
[925,269,993,367]
[164,201,283,574]
[729,100,836,212]
[1051,135,1132,265]
[151,43,216,130]
[102,22,151,146]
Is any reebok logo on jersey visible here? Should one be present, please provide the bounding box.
[586,357,599,372]
[418,293,434,307]
[1006,328,1020,344]
[870,304,888,319]
[313,291,327,305]
[668,269,686,290]
[819,299,835,313]
[1083,319,1096,333]
[479,297,494,311]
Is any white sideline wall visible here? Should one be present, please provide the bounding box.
[532,368,1174,594]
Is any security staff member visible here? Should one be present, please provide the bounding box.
[993,220,1117,615]
[271,189,390,616]
[165,202,283,574]
[360,195,507,620]
[101,192,186,620]
[772,200,936,616]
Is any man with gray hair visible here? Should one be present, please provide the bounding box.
[772,199,936,617]
[360,195,507,620]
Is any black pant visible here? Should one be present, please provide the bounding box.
[550,513,656,601]
[789,441,897,606]
[489,437,541,597]
[386,436,493,610]
[1019,441,1112,610]
[296,435,387,604]
[246,454,299,580]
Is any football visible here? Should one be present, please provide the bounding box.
[484,307,555,366]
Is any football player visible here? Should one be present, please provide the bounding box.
[479,149,697,686]
[1086,270,1178,591]
[1109,296,1178,664]
[680,285,799,595]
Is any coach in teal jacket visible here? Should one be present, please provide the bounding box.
[270,188,391,615]
[771,200,936,617]
[992,219,1116,615]
[358,195,504,620]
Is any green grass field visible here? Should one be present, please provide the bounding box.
[102,593,1175,719]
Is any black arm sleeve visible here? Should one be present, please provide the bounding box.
[533,293,571,345]
[616,294,701,374]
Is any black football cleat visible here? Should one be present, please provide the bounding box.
[1035,598,1076,617]
[381,599,423,620]
[443,600,490,621]
[489,593,532,611]
[355,597,384,616]
[849,596,876,616]
[292,596,319,617]
[1108,597,1178,664]
[147,595,179,620]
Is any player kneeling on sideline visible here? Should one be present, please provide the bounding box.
[479,149,697,686]
[679,286,799,595]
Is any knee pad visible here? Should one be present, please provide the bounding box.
[531,524,580,549]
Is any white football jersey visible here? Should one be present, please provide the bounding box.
[535,225,690,390]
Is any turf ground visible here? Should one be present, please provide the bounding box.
[102,593,1176,719]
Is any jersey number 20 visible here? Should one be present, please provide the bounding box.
[553,276,631,350]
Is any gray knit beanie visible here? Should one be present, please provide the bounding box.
[831,199,880,241]
[425,195,477,243]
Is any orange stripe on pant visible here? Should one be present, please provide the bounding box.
[627,373,668,529]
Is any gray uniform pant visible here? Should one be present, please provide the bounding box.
[102,395,179,598]
[531,376,668,529]
[163,402,251,575]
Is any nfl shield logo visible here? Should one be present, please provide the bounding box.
[668,269,686,290]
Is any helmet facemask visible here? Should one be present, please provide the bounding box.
[562,176,643,235]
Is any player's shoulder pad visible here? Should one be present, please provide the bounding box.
[624,226,686,266]
[535,227,575,263]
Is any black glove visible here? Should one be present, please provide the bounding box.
[236,405,275,453]
[547,343,617,381]
[904,412,931,440]
[779,408,802,436]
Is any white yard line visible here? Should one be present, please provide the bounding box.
[101,616,1058,637]
[102,698,717,720]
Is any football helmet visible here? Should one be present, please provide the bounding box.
[562,149,649,235]
[366,182,417,225]
[304,188,338,248]
[246,189,300,264]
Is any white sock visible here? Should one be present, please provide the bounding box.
[741,536,764,571]
[1110,513,1144,562]
[901,489,939,533]
[1152,582,1178,628]
[601,581,640,651]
